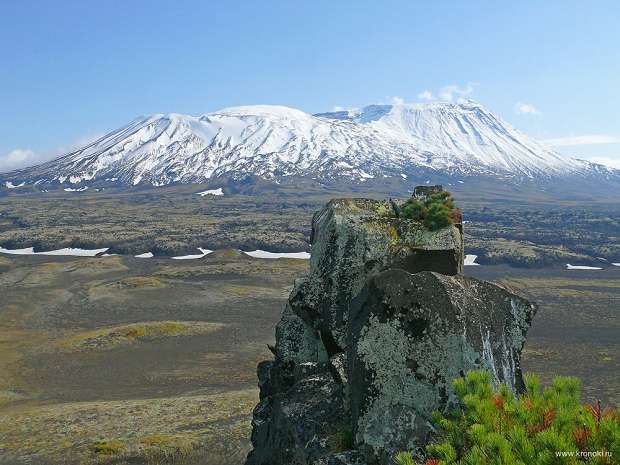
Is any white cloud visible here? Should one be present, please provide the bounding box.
[417,90,434,101]
[54,132,105,155]
[0,149,40,173]
[515,102,541,115]
[587,156,620,169]
[330,106,359,117]
[416,83,476,103]
[544,134,620,147]
[437,83,475,103]
[385,84,476,106]
[0,132,104,174]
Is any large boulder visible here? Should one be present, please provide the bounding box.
[247,363,350,465]
[245,187,535,465]
[297,196,464,351]
[347,269,536,463]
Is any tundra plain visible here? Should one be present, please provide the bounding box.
[0,252,618,465]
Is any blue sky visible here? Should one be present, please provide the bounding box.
[1,0,619,172]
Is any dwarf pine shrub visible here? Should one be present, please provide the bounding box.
[401,191,459,231]
[395,370,620,465]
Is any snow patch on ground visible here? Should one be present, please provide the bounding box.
[243,250,310,259]
[464,254,480,266]
[37,247,108,256]
[0,247,36,255]
[197,188,224,196]
[612,263,620,267]
[171,254,205,260]
[171,248,213,260]
[64,187,89,192]
[0,247,108,256]
[135,252,154,258]
[566,264,602,270]
[5,181,25,189]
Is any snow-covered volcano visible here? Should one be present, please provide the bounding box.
[2,101,616,189]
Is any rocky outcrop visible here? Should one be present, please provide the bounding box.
[296,196,464,353]
[348,270,534,463]
[245,187,536,465]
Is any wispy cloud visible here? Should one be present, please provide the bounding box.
[417,90,434,101]
[47,133,105,162]
[385,84,476,106]
[544,134,620,147]
[438,84,475,103]
[587,156,620,169]
[0,149,39,173]
[0,132,104,174]
[416,83,476,103]
[330,105,359,118]
[514,102,540,115]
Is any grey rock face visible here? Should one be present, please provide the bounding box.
[300,197,464,351]
[311,451,368,465]
[248,365,349,465]
[245,189,535,465]
[347,269,535,463]
[275,304,328,365]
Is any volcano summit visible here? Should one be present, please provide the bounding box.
[2,101,618,198]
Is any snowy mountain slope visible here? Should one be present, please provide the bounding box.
[2,101,617,189]
[316,102,584,177]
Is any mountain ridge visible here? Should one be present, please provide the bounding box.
[2,101,618,194]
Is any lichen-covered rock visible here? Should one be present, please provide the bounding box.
[275,303,328,365]
[299,197,464,351]
[245,187,535,465]
[246,366,349,465]
[311,450,368,465]
[347,269,536,463]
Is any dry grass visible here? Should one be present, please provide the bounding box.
[90,439,126,456]
[108,276,168,289]
[0,258,128,289]
[0,390,27,406]
[57,321,225,351]
[115,276,168,289]
[0,389,256,465]
[0,327,48,406]
[500,276,620,290]
[86,275,170,301]
[152,259,308,280]
[0,253,304,464]
[219,283,287,298]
